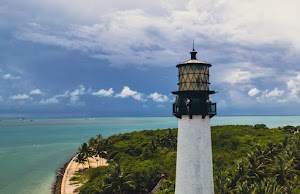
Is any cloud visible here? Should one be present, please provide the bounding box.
[92,88,114,97]
[115,86,145,101]
[256,88,284,102]
[0,96,3,102]
[14,0,300,70]
[39,97,59,105]
[3,0,300,116]
[279,73,300,102]
[265,88,284,98]
[10,94,30,100]
[248,88,260,97]
[148,92,169,102]
[287,73,300,95]
[70,85,85,96]
[39,91,69,105]
[69,85,86,105]
[215,62,274,85]
[3,73,21,80]
[55,91,69,98]
[30,89,43,95]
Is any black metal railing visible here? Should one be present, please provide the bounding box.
[208,103,216,115]
[173,102,216,118]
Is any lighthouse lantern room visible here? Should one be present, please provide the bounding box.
[172,47,217,118]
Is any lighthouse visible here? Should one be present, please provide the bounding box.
[172,46,217,194]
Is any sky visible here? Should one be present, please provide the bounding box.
[1,0,300,117]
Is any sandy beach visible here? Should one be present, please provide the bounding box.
[60,155,108,194]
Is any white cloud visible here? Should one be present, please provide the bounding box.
[39,97,59,105]
[3,73,21,80]
[3,0,300,115]
[39,91,69,105]
[265,88,284,98]
[215,62,274,85]
[92,88,114,97]
[70,85,86,104]
[115,86,145,101]
[148,92,169,102]
[0,96,3,101]
[14,0,300,69]
[248,88,260,97]
[30,89,43,95]
[70,85,85,96]
[10,94,30,100]
[287,73,300,95]
[55,91,69,98]
[280,73,300,102]
[256,88,284,102]
[224,69,252,84]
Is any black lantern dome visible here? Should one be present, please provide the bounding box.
[172,47,217,119]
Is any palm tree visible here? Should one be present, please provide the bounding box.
[88,137,97,149]
[149,140,157,153]
[94,140,107,166]
[78,143,93,168]
[265,141,280,160]
[74,153,87,169]
[234,180,254,194]
[103,163,136,194]
[246,152,266,183]
[96,134,104,141]
[99,151,107,166]
[214,172,232,194]
[272,156,298,190]
[235,161,248,183]
[254,178,283,194]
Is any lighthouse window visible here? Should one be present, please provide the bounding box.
[178,65,210,91]
[196,76,200,87]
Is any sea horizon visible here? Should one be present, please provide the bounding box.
[1,114,300,119]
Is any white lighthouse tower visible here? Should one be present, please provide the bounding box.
[172,46,217,194]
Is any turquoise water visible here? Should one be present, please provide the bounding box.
[0,116,300,194]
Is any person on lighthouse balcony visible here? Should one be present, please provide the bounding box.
[186,98,191,112]
[207,98,212,113]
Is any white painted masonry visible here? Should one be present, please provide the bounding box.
[175,115,214,194]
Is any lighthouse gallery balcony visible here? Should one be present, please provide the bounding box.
[172,100,217,119]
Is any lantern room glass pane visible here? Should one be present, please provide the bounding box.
[178,64,210,91]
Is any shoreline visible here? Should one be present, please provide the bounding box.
[52,155,75,194]
[56,154,108,194]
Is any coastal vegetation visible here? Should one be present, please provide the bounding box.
[71,125,300,194]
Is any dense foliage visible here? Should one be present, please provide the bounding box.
[72,124,300,194]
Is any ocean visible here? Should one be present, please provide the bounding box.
[0,116,300,194]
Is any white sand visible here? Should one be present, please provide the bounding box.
[61,156,108,194]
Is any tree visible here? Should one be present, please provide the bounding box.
[272,156,298,191]
[254,178,283,194]
[245,151,266,183]
[78,143,94,168]
[74,153,87,169]
[103,163,136,194]
[94,140,107,166]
